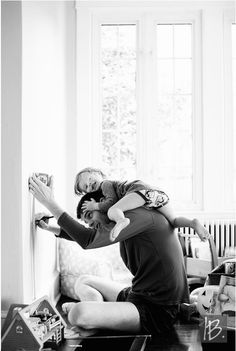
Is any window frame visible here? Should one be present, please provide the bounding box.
[223,10,235,208]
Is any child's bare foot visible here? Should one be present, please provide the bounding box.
[64,326,81,339]
[64,326,98,338]
[110,218,130,241]
[192,218,210,241]
[75,326,98,337]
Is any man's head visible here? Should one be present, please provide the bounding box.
[77,190,110,229]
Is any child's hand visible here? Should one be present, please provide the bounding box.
[81,198,98,211]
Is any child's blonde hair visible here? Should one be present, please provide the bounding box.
[74,167,106,195]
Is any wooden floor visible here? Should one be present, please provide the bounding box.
[57,321,202,351]
[56,295,203,351]
[58,321,236,351]
[1,296,234,351]
[56,295,235,351]
[147,321,202,351]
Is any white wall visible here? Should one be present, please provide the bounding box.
[2,0,23,309]
[1,1,77,310]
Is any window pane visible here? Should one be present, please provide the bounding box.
[102,96,118,129]
[101,24,137,179]
[156,95,173,121]
[174,24,192,58]
[149,108,193,204]
[157,59,174,94]
[102,132,118,169]
[156,24,173,58]
[156,24,193,206]
[174,59,192,94]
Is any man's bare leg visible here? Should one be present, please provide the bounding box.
[67,301,141,336]
[74,274,128,301]
[74,277,104,302]
[62,275,135,336]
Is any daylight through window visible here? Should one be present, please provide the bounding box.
[100,22,194,207]
[101,24,137,180]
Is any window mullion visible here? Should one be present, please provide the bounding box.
[91,16,103,167]
[223,11,235,209]
[192,17,203,210]
[117,25,121,176]
[136,14,155,180]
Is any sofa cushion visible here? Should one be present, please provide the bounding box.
[58,238,132,299]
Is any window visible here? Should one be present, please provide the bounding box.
[95,18,200,210]
[76,4,235,214]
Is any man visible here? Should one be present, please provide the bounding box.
[29,175,189,337]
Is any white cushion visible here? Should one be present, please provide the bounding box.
[59,239,132,299]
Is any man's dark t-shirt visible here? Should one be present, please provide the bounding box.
[58,207,189,306]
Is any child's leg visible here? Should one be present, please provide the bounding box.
[158,204,210,241]
[108,193,146,241]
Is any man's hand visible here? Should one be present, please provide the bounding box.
[37,220,50,230]
[29,174,54,206]
[81,198,99,211]
[34,212,61,235]
[34,212,53,229]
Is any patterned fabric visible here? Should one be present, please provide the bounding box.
[98,179,164,213]
[142,189,169,208]
[59,238,132,300]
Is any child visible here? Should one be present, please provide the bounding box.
[74,167,210,242]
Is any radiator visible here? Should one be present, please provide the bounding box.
[178,218,236,257]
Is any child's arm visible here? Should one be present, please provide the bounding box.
[97,180,118,212]
[81,180,118,213]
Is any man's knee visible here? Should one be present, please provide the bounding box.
[68,303,94,329]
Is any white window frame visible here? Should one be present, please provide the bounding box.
[223,9,235,209]
[201,5,235,214]
[76,1,236,215]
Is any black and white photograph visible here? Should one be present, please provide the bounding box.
[1,0,236,350]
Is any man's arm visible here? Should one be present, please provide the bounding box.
[36,214,99,245]
[86,208,156,248]
[29,176,162,249]
[29,176,97,248]
[57,208,156,249]
[58,212,97,248]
